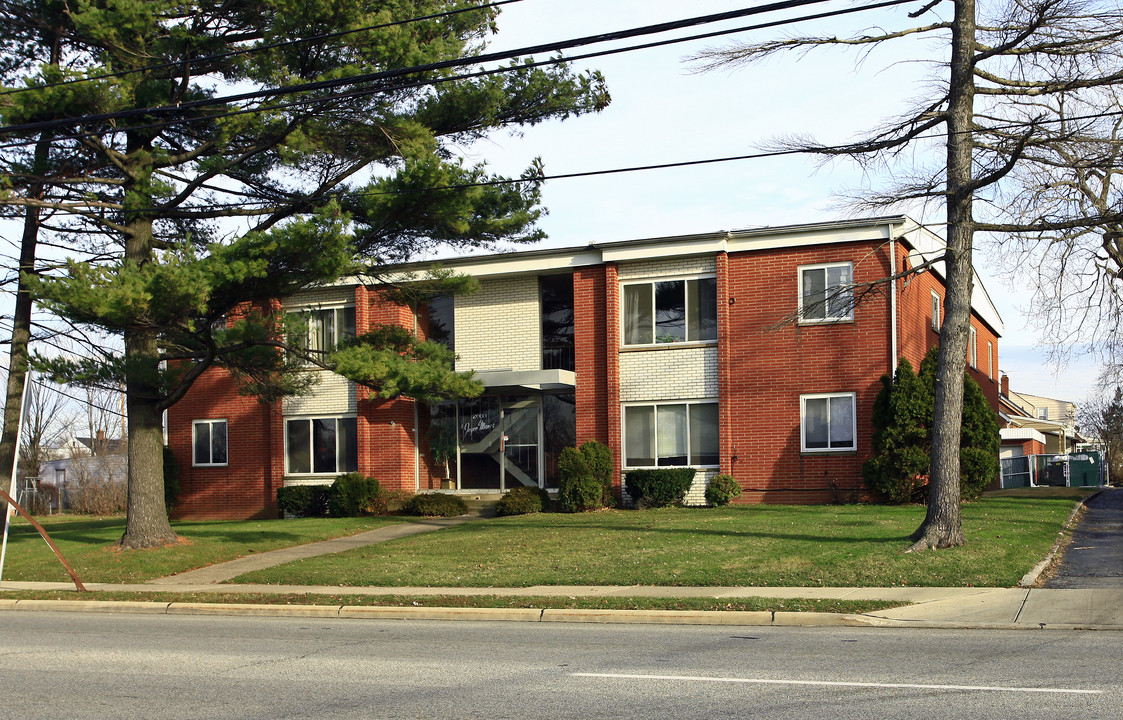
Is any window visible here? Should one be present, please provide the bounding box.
[931,292,942,330]
[285,417,358,474]
[799,263,853,322]
[289,306,356,354]
[540,275,575,371]
[800,394,856,452]
[987,341,994,378]
[1037,407,1049,420]
[623,277,717,345]
[193,419,228,466]
[969,327,978,368]
[624,401,718,467]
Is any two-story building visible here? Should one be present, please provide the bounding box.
[167,215,1003,519]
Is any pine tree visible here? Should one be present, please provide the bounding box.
[1,0,609,547]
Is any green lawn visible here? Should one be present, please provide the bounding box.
[1,494,1082,589]
[1,514,406,583]
[232,496,1079,588]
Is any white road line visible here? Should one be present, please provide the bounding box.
[571,673,1104,695]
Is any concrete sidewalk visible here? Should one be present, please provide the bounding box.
[3,580,1122,630]
[145,516,471,585]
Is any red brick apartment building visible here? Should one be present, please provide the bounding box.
[168,216,1003,519]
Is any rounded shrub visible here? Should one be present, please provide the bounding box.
[558,440,615,512]
[277,484,331,517]
[624,468,696,508]
[496,486,550,516]
[327,473,382,517]
[704,473,742,506]
[404,492,467,517]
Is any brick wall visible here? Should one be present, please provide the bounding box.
[722,241,893,503]
[169,368,282,520]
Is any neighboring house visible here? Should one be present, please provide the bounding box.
[998,377,1082,456]
[167,215,1004,519]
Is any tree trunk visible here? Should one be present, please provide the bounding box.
[120,338,177,549]
[910,0,976,551]
[0,130,52,505]
[118,161,177,548]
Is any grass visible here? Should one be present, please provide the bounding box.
[2,491,1088,590]
[232,494,1084,588]
[1,514,406,583]
[0,588,904,615]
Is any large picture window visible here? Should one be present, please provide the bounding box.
[192,419,228,466]
[800,393,856,452]
[799,263,853,322]
[624,401,718,467]
[286,417,358,475]
[289,306,356,355]
[623,277,717,345]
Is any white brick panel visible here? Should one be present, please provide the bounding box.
[619,346,718,402]
[455,276,540,373]
[283,372,357,415]
[617,256,715,280]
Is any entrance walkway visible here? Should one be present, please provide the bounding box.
[147,516,470,585]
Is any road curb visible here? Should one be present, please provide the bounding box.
[10,597,1119,630]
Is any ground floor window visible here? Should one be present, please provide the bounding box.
[800,393,856,452]
[193,419,228,466]
[623,401,718,467]
[286,416,357,475]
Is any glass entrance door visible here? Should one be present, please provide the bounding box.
[457,395,541,490]
[502,397,539,489]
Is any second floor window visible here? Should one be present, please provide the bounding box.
[800,263,853,322]
[623,277,717,345]
[289,306,356,355]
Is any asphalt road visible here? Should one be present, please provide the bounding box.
[1,612,1118,720]
[1045,487,1123,589]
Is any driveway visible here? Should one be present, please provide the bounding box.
[1043,487,1123,589]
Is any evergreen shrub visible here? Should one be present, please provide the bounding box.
[704,473,742,506]
[863,349,1001,503]
[327,473,382,517]
[496,486,550,516]
[404,492,467,517]
[277,485,331,517]
[557,440,615,512]
[624,468,696,508]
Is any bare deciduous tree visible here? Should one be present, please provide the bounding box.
[693,0,1123,548]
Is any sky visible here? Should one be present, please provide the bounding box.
[451,0,1108,403]
[0,0,1107,407]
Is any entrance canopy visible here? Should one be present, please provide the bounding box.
[473,369,576,393]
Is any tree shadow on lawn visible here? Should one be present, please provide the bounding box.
[470,520,914,546]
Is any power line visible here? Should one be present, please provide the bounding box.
[0,0,523,99]
[0,0,844,137]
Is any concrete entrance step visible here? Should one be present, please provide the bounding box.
[460,493,505,518]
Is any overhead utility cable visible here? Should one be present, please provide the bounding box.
[0,0,523,99]
[0,0,845,137]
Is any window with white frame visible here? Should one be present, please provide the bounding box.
[193,419,228,466]
[931,291,942,330]
[987,340,994,378]
[285,417,358,475]
[969,327,978,368]
[800,393,857,452]
[624,401,719,467]
[1037,407,1049,420]
[799,263,853,322]
[288,305,356,355]
[623,277,717,345]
